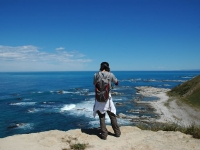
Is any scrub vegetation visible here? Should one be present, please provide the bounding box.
[167,75,200,107]
[136,122,200,139]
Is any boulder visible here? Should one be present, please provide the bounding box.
[115,102,124,106]
[57,90,63,94]
[111,92,123,96]
[117,113,127,118]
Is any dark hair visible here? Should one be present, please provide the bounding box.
[100,62,110,72]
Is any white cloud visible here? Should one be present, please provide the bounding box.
[55,47,65,51]
[0,45,39,60]
[0,45,92,71]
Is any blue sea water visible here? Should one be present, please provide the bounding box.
[0,71,200,138]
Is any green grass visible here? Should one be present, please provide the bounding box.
[184,125,200,139]
[136,122,200,139]
[186,89,200,106]
[62,136,88,150]
[167,75,200,107]
[70,143,88,150]
[62,143,88,150]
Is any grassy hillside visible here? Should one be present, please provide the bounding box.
[168,75,200,107]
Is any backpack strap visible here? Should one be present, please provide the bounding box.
[106,72,111,87]
[97,72,110,81]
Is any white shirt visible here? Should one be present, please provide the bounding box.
[93,93,116,117]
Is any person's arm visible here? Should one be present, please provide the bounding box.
[93,74,96,85]
[111,73,118,86]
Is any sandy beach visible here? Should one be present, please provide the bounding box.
[135,86,200,126]
[1,86,200,150]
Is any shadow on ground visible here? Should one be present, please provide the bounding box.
[81,127,115,139]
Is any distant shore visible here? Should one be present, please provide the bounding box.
[135,86,200,126]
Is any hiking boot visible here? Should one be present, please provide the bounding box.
[115,134,120,137]
[101,136,107,140]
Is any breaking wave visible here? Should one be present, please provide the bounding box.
[60,104,76,111]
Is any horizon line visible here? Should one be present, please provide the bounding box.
[0,69,200,73]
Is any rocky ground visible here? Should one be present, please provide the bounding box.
[0,126,199,150]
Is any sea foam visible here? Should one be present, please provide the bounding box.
[10,102,36,106]
[61,104,76,111]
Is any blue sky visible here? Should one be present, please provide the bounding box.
[0,0,200,71]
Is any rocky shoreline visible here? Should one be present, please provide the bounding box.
[115,86,170,125]
[1,86,200,150]
[115,86,200,127]
[133,86,200,126]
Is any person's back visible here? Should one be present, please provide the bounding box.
[93,62,121,140]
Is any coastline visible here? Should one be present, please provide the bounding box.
[135,86,200,126]
[1,86,200,150]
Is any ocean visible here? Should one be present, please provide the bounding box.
[0,71,200,138]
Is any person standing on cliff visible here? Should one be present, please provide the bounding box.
[93,62,121,140]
